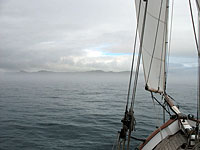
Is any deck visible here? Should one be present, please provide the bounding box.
[154,131,187,150]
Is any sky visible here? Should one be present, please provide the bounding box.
[0,0,199,72]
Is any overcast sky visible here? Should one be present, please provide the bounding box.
[0,0,198,72]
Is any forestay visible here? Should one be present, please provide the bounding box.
[135,0,168,93]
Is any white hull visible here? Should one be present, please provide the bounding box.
[139,118,197,150]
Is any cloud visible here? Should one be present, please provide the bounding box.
[168,56,197,70]
[0,0,198,72]
[54,49,133,72]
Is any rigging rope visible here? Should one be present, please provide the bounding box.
[158,0,169,92]
[157,24,165,91]
[128,0,149,149]
[189,0,199,52]
[162,94,166,123]
[131,0,148,108]
[115,1,143,150]
[151,92,160,125]
[152,94,164,140]
[125,0,142,112]
[151,92,171,115]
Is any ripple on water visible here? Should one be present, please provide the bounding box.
[0,74,197,150]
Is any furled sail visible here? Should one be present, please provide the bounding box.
[135,0,168,93]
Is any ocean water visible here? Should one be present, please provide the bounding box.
[0,72,197,150]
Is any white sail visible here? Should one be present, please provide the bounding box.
[135,0,168,93]
[197,0,200,11]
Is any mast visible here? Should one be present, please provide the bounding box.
[164,0,169,93]
[198,4,200,131]
[194,0,200,123]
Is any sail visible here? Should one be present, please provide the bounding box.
[197,0,200,11]
[135,0,168,93]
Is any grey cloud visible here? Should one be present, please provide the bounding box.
[0,0,197,72]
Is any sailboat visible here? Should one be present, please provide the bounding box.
[113,0,200,149]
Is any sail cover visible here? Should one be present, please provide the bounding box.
[135,0,168,93]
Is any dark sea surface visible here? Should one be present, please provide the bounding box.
[0,71,197,150]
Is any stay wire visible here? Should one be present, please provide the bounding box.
[151,93,171,115]
[131,0,149,108]
[127,1,149,149]
[150,92,164,140]
[189,0,199,53]
[158,0,169,91]
[125,0,142,112]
